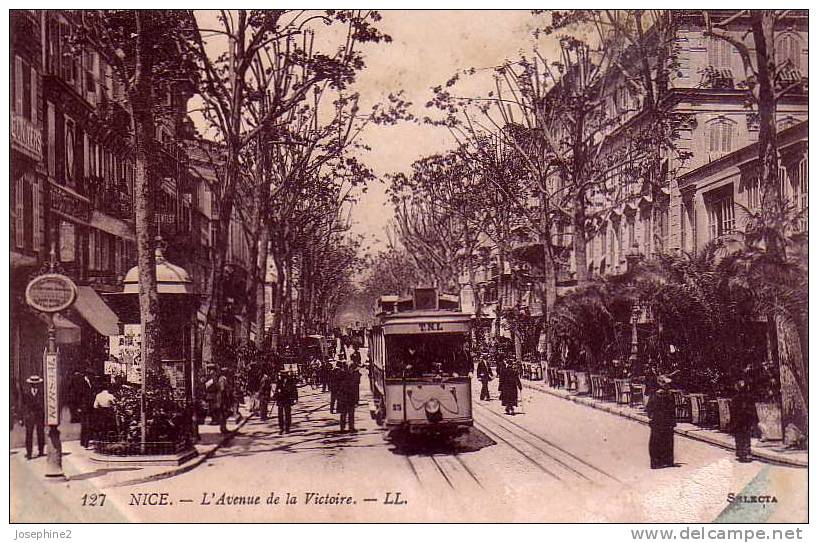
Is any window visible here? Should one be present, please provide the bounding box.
[47,102,56,178]
[617,85,631,112]
[794,157,807,230]
[642,210,653,254]
[778,165,789,202]
[708,37,733,70]
[777,33,801,71]
[13,56,36,122]
[627,215,636,250]
[600,226,608,263]
[746,174,761,211]
[13,176,25,249]
[385,334,470,378]
[708,192,735,240]
[708,118,735,159]
[32,177,40,252]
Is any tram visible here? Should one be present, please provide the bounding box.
[368,287,473,434]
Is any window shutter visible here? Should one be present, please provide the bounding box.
[32,177,41,251]
[15,177,25,248]
[47,102,55,177]
[14,56,24,115]
[30,66,37,124]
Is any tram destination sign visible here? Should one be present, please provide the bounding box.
[25,273,78,313]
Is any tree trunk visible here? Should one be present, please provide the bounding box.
[752,11,784,258]
[131,11,160,450]
[495,247,506,338]
[775,312,808,445]
[201,163,236,366]
[573,192,589,288]
[254,226,270,349]
[270,254,285,352]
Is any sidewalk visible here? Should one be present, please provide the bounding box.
[523,380,808,468]
[10,406,253,489]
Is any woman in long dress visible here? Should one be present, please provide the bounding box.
[500,363,523,415]
[645,375,677,468]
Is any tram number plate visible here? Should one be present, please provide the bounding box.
[418,322,443,331]
[392,404,402,411]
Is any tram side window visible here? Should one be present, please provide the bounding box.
[385,334,470,378]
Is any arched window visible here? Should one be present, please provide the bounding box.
[776,33,801,71]
[707,117,736,159]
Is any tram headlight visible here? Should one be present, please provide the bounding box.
[425,398,441,414]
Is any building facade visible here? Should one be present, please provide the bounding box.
[9,10,206,404]
[459,11,808,353]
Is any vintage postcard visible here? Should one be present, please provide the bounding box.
[9,8,808,525]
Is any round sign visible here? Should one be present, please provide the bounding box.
[25,273,78,313]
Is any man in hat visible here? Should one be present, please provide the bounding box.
[215,368,233,434]
[19,375,45,459]
[273,371,298,434]
[645,375,677,468]
[731,378,758,463]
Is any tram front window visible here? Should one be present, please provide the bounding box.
[385,334,471,378]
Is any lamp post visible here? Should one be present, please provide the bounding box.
[625,243,643,368]
[24,236,77,479]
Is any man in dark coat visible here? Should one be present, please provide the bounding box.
[257,371,272,421]
[500,363,522,414]
[350,346,362,368]
[19,375,45,459]
[215,368,233,434]
[336,365,357,432]
[273,372,298,434]
[476,357,493,401]
[329,362,344,414]
[731,379,758,463]
[320,359,332,393]
[645,376,677,468]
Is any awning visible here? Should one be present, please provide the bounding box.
[74,286,121,336]
[38,313,81,345]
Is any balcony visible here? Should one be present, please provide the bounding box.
[90,184,133,221]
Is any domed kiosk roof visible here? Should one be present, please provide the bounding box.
[123,247,194,295]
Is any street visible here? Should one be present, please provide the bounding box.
[12,348,806,523]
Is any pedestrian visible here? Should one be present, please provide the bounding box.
[329,361,344,414]
[321,359,332,393]
[19,375,45,460]
[78,370,95,448]
[93,380,118,442]
[350,346,361,367]
[349,360,362,406]
[215,368,233,434]
[645,375,677,469]
[496,358,507,404]
[257,371,272,421]
[731,379,758,463]
[273,372,298,434]
[500,363,523,414]
[476,356,493,401]
[336,364,357,432]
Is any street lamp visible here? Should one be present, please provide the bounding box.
[625,243,643,367]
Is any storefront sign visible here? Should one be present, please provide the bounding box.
[25,273,78,313]
[50,183,92,223]
[11,113,43,161]
[44,351,59,425]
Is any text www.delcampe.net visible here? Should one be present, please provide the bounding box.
[631,528,805,541]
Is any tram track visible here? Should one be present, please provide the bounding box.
[401,449,483,491]
[473,401,622,484]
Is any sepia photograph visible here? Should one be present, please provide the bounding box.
[7,7,809,526]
